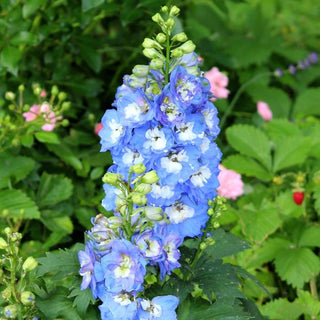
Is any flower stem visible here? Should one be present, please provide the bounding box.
[310,277,319,300]
[164,30,171,85]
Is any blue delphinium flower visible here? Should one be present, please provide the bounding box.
[137,295,179,320]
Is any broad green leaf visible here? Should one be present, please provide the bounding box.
[37,172,73,208]
[274,247,320,288]
[0,155,35,189]
[20,134,34,147]
[82,0,104,12]
[43,231,71,251]
[298,226,320,248]
[293,88,320,118]
[22,0,43,18]
[260,298,304,320]
[0,189,40,219]
[297,290,320,318]
[78,42,102,73]
[223,154,273,181]
[90,166,104,180]
[10,31,38,46]
[0,46,22,76]
[276,190,304,218]
[304,124,320,159]
[35,131,60,144]
[264,119,301,142]
[236,201,281,243]
[69,286,94,317]
[75,207,97,229]
[41,214,73,234]
[226,124,271,170]
[46,143,83,171]
[273,136,311,172]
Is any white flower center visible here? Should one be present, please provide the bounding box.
[114,254,132,278]
[122,148,144,166]
[114,293,132,306]
[176,122,197,141]
[165,202,195,223]
[151,184,175,199]
[190,165,212,187]
[144,127,167,150]
[124,102,141,121]
[109,119,124,143]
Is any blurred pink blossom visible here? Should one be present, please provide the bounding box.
[217,165,244,200]
[257,101,273,121]
[94,122,103,135]
[204,67,230,101]
[22,103,61,132]
[40,90,47,98]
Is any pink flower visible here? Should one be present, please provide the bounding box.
[94,122,103,135]
[40,90,47,98]
[217,165,244,200]
[22,104,40,122]
[257,101,272,121]
[204,67,230,101]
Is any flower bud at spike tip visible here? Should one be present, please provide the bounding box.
[5,92,15,101]
[179,40,196,54]
[4,305,18,318]
[58,92,67,101]
[169,6,180,16]
[130,163,146,174]
[18,84,25,92]
[156,33,166,43]
[21,291,35,305]
[51,85,59,96]
[142,38,163,50]
[143,48,163,60]
[161,6,168,13]
[132,65,149,77]
[22,256,38,272]
[172,32,188,43]
[131,192,147,206]
[4,227,12,235]
[102,172,120,186]
[141,170,159,184]
[171,48,184,58]
[152,13,163,24]
[150,59,164,70]
[166,17,175,28]
[134,183,152,195]
[144,207,163,221]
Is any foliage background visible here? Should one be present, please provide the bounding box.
[0,0,320,319]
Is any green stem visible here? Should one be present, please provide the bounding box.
[219,72,272,130]
[310,277,318,300]
[164,30,171,84]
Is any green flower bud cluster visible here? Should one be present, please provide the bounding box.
[0,228,38,319]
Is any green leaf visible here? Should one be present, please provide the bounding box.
[293,88,320,118]
[274,247,320,288]
[260,298,304,320]
[42,231,71,251]
[37,172,73,208]
[90,166,104,180]
[20,134,34,147]
[10,31,38,46]
[0,189,40,219]
[37,245,83,279]
[0,46,22,76]
[78,42,102,73]
[304,124,320,158]
[297,290,320,318]
[35,131,60,144]
[22,0,43,18]
[264,119,301,142]
[273,136,311,172]
[0,155,35,189]
[298,226,320,248]
[46,142,83,171]
[226,124,271,170]
[42,214,73,234]
[276,190,304,218]
[82,0,105,12]
[236,201,281,243]
[69,286,94,317]
[223,154,273,181]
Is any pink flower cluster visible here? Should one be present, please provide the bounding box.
[204,67,230,101]
[22,103,61,131]
[217,165,244,200]
[257,101,273,121]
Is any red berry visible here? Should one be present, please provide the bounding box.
[293,192,304,205]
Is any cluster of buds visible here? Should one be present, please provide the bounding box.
[0,228,38,319]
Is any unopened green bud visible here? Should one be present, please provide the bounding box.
[152,13,164,24]
[200,242,207,250]
[170,6,180,16]
[23,104,30,111]
[108,216,123,228]
[58,92,67,101]
[88,113,95,122]
[11,232,22,242]
[4,227,12,235]
[5,92,15,101]
[2,287,11,300]
[130,163,146,174]
[22,256,38,272]
[179,40,196,54]
[142,38,163,50]
[21,291,35,305]
[141,170,159,184]
[132,65,149,77]
[171,48,184,58]
[172,32,188,43]
[33,86,41,96]
[161,6,168,13]
[150,59,164,70]
[156,33,166,43]
[102,172,120,186]
[134,183,152,195]
[213,221,220,228]
[207,208,214,216]
[61,101,71,111]
[143,48,163,60]
[18,84,25,92]
[62,119,69,127]
[4,305,17,318]
[51,85,59,96]
[0,237,6,249]
[131,192,147,206]
[8,104,15,111]
[12,138,20,147]
[144,207,163,221]
[2,209,10,217]
[166,17,175,28]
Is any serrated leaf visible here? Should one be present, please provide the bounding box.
[42,214,73,234]
[298,226,320,248]
[305,124,320,159]
[22,0,43,18]
[0,46,22,76]
[37,246,83,279]
[273,136,311,172]
[37,172,73,208]
[35,131,60,144]
[236,201,281,243]
[264,119,301,142]
[276,190,304,218]
[293,88,320,118]
[69,285,94,317]
[274,247,320,288]
[0,155,35,189]
[82,0,104,12]
[205,228,250,260]
[297,290,320,318]
[260,298,304,320]
[0,189,40,219]
[223,154,272,181]
[226,124,271,170]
